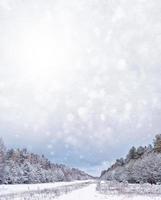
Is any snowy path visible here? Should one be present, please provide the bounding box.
[56,184,106,200]
[56,183,161,200]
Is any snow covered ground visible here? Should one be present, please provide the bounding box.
[0,180,90,196]
[0,180,92,199]
[56,183,161,200]
[1,180,161,200]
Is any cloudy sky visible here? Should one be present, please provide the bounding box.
[0,0,161,175]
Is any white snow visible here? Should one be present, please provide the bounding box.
[0,180,90,196]
[1,181,161,200]
[56,182,161,200]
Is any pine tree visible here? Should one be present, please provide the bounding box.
[0,138,6,183]
[126,146,137,162]
[154,134,161,152]
[136,146,145,158]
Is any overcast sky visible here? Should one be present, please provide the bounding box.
[0,0,161,176]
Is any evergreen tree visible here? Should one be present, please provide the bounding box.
[0,138,91,184]
[0,138,6,183]
[126,146,137,162]
[154,134,161,152]
[136,146,145,158]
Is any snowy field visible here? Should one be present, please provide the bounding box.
[0,180,92,200]
[1,180,161,200]
[0,180,91,196]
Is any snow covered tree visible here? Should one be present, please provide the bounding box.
[136,146,145,157]
[126,146,137,162]
[101,136,161,184]
[0,138,6,183]
[0,142,91,184]
[116,158,125,166]
[154,134,161,152]
[146,144,153,153]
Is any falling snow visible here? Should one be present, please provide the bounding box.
[0,0,161,175]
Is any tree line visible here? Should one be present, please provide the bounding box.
[0,138,91,184]
[101,134,161,184]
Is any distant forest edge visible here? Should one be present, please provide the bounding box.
[100,134,161,184]
[0,138,92,184]
[1,134,161,185]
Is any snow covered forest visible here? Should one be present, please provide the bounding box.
[101,134,161,184]
[0,138,92,184]
[2,134,161,187]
